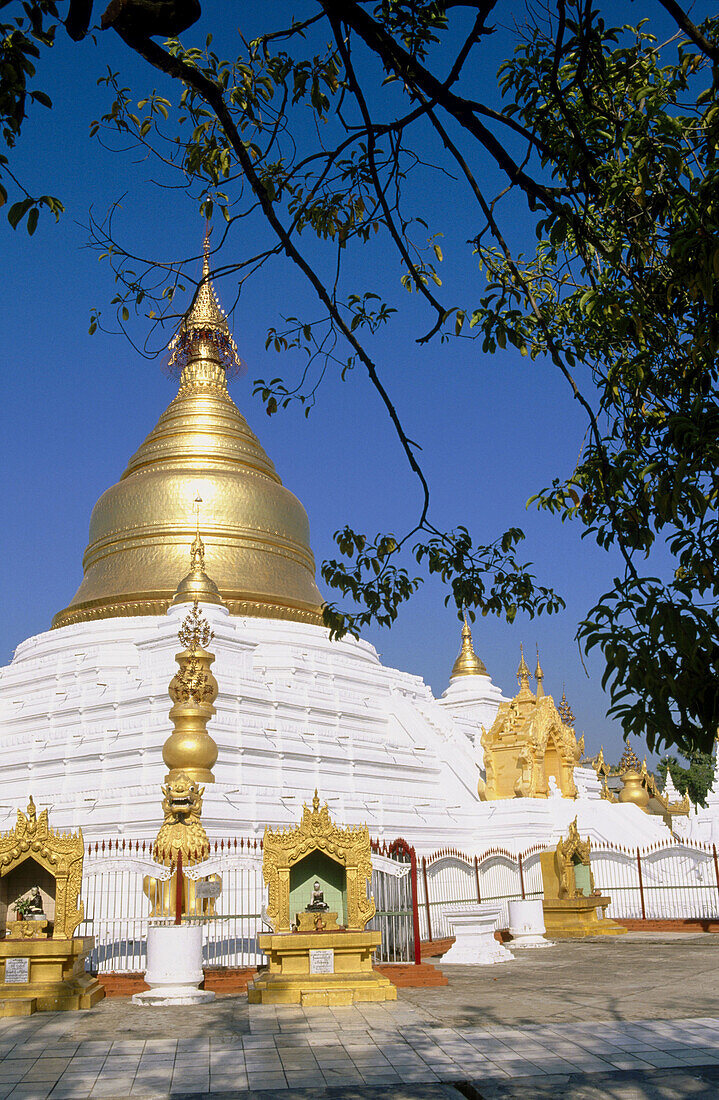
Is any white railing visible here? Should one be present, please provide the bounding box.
[416,846,545,939]
[591,840,719,920]
[79,836,719,971]
[415,838,719,940]
[79,837,417,973]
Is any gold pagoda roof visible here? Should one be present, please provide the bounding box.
[450,617,487,678]
[53,237,323,629]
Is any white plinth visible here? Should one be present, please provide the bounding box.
[508,899,553,948]
[132,924,215,1006]
[441,904,513,965]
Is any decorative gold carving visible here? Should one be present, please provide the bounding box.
[53,594,324,630]
[8,919,48,939]
[178,600,214,654]
[262,791,376,934]
[144,773,218,919]
[153,773,210,865]
[162,600,219,784]
[0,798,84,941]
[480,650,581,800]
[554,818,595,899]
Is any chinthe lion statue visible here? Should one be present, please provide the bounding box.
[154,772,210,866]
[143,772,220,918]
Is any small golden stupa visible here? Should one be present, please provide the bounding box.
[449,616,487,678]
[595,741,690,826]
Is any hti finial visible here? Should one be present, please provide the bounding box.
[178,598,214,653]
[203,221,212,276]
[167,224,242,378]
[558,687,576,726]
[190,493,205,572]
[517,643,531,686]
[534,646,545,698]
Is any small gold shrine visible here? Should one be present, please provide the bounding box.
[541,818,626,938]
[248,792,396,1006]
[479,649,583,800]
[594,743,691,828]
[0,799,104,1014]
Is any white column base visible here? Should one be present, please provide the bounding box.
[442,904,514,966]
[508,899,553,949]
[132,987,215,1006]
[133,924,215,1007]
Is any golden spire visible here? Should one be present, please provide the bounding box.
[170,495,226,608]
[450,615,487,678]
[167,224,241,386]
[512,643,535,706]
[558,687,576,726]
[517,643,532,688]
[534,647,545,699]
[618,742,642,774]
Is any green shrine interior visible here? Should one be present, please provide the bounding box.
[289,852,347,924]
[573,856,592,896]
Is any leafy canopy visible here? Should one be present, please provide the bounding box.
[2,1,719,758]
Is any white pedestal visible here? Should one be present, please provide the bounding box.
[441,904,513,965]
[132,925,215,1006]
[508,899,553,948]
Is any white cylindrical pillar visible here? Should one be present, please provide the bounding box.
[133,925,215,1005]
[508,899,553,948]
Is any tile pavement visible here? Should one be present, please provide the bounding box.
[1,936,719,1097]
[1,1005,719,1098]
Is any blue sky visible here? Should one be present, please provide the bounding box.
[3,1,693,766]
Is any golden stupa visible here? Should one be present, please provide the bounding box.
[53,233,323,629]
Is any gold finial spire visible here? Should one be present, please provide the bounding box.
[534,646,545,699]
[167,225,241,380]
[517,643,531,687]
[171,495,226,608]
[450,615,487,678]
[312,788,320,812]
[558,687,576,726]
[618,741,642,774]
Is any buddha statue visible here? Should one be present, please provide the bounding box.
[306,881,329,912]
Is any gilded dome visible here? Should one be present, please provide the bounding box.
[53,245,323,629]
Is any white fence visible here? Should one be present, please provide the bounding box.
[592,840,719,921]
[416,846,545,940]
[415,839,719,941]
[78,837,416,973]
[78,836,719,972]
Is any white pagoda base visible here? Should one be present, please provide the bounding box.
[0,604,678,854]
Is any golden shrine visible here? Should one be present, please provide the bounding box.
[541,819,626,938]
[594,744,691,828]
[0,799,104,1015]
[479,648,583,800]
[248,792,397,1006]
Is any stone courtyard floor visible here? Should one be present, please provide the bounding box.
[1,933,718,1099]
